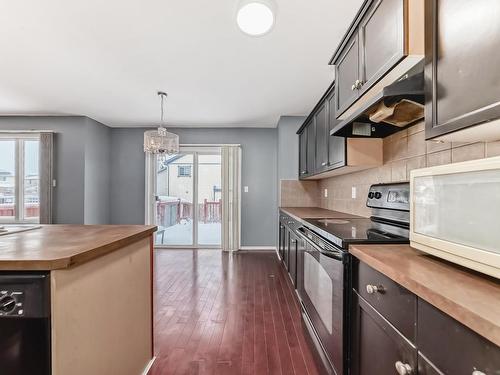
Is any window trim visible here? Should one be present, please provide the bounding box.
[0,134,40,224]
[177,165,192,177]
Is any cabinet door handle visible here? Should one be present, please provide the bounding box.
[366,284,384,294]
[472,371,486,375]
[351,83,356,91]
[301,171,307,175]
[290,239,297,244]
[287,221,294,225]
[321,162,327,166]
[395,361,413,375]
[356,80,364,89]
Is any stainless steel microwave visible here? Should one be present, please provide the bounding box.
[410,156,500,279]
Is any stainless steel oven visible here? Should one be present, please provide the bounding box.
[296,226,348,375]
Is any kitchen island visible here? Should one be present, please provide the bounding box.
[0,225,156,375]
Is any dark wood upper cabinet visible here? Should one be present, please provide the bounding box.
[306,119,316,176]
[299,130,308,177]
[331,0,421,118]
[297,82,382,180]
[358,0,405,96]
[425,0,500,140]
[335,35,360,115]
[327,91,346,169]
[314,102,329,173]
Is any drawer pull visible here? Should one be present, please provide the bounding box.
[472,371,486,375]
[287,221,294,225]
[290,239,297,244]
[366,284,384,294]
[395,361,413,375]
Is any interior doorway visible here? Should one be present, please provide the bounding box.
[148,146,222,248]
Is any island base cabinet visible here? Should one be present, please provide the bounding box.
[50,237,154,375]
[351,292,417,375]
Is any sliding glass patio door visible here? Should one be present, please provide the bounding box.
[152,147,221,248]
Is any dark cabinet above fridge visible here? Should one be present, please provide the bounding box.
[329,0,426,139]
[425,0,500,142]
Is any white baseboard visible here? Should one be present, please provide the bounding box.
[141,357,156,375]
[239,246,277,251]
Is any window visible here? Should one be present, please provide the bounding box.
[0,134,40,223]
[177,165,192,177]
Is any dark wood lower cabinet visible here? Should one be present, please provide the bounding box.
[351,292,417,375]
[351,261,500,375]
[417,299,500,375]
[418,353,443,375]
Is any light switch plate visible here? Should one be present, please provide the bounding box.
[324,188,328,198]
[351,186,357,199]
[244,186,249,193]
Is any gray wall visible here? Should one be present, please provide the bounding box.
[0,116,112,224]
[110,127,278,247]
[0,116,86,224]
[277,116,305,181]
[0,117,280,246]
[84,118,111,224]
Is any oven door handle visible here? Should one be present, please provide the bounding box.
[297,228,344,261]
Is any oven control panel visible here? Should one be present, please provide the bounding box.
[0,273,50,318]
[367,183,410,211]
[0,290,24,316]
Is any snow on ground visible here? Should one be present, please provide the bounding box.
[156,220,221,246]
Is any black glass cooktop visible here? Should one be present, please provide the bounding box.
[304,217,409,249]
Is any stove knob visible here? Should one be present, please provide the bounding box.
[0,295,17,314]
[368,192,375,199]
[374,192,382,199]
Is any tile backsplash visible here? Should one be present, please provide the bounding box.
[316,121,500,217]
[280,180,319,207]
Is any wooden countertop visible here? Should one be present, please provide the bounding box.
[0,225,157,271]
[350,244,500,346]
[280,207,363,220]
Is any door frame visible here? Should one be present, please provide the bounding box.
[145,145,222,249]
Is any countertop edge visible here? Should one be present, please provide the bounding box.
[349,245,500,347]
[64,228,156,270]
[279,207,364,221]
[0,226,157,271]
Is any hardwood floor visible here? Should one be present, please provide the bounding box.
[151,249,320,375]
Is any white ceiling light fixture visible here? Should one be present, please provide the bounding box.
[144,92,179,158]
[236,0,276,37]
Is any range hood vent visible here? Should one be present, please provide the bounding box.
[331,67,425,138]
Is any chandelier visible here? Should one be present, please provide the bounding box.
[144,91,179,157]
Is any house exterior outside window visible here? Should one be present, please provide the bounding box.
[177,165,192,177]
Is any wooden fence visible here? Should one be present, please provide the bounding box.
[0,204,39,218]
[198,199,222,223]
[156,199,222,228]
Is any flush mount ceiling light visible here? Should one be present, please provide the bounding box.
[236,0,276,36]
[144,92,179,158]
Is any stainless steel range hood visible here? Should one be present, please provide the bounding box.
[331,62,425,138]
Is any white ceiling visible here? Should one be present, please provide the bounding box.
[0,0,363,128]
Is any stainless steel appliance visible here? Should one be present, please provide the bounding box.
[410,156,500,278]
[296,183,410,375]
[0,272,51,375]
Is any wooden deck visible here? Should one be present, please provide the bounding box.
[151,249,320,375]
